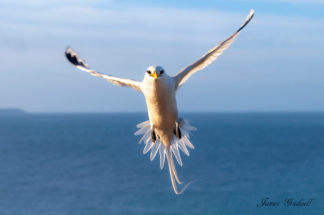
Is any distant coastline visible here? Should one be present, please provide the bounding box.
[0,108,26,115]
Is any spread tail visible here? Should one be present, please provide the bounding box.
[135,118,197,194]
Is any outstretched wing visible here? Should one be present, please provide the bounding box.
[65,48,142,93]
[173,9,254,91]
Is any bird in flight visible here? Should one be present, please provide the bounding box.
[65,9,254,194]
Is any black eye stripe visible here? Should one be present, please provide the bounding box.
[161,70,164,74]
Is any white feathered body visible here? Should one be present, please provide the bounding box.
[141,74,178,147]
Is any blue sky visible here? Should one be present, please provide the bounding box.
[0,0,323,112]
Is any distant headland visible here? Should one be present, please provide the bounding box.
[0,108,26,115]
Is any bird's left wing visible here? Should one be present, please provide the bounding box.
[173,9,254,91]
[65,48,142,93]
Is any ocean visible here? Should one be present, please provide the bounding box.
[0,113,323,215]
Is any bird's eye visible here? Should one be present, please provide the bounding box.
[147,70,151,75]
[160,70,164,74]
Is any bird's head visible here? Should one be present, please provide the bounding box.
[145,66,165,80]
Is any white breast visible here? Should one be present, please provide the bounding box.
[141,75,178,131]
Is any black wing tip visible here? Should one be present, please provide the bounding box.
[64,47,90,69]
[237,9,255,32]
[65,46,74,57]
[65,46,77,66]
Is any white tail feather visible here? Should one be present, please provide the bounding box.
[183,124,197,131]
[171,141,183,166]
[136,120,150,128]
[166,146,198,194]
[134,126,150,135]
[159,144,166,169]
[143,141,154,154]
[179,127,190,138]
[183,136,195,149]
[138,129,151,144]
[150,141,160,161]
[170,149,182,184]
[178,139,190,156]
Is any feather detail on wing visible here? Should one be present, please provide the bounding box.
[173,9,254,91]
[65,47,142,92]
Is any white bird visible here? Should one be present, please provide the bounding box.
[65,9,254,194]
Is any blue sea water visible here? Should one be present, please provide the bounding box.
[0,113,323,215]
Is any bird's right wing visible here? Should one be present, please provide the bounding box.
[65,48,142,93]
[173,9,254,91]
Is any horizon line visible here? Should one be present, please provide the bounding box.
[3,111,324,114]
